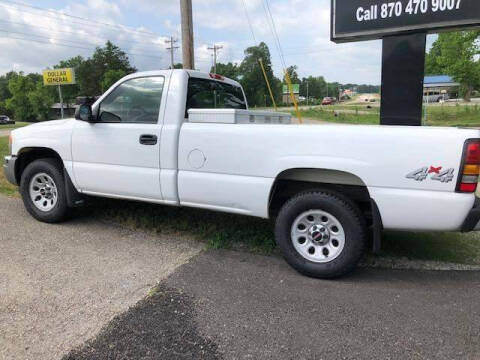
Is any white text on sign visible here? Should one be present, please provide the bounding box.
[356,0,462,22]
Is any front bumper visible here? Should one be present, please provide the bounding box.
[3,155,18,186]
[461,197,480,232]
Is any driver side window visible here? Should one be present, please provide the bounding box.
[99,76,165,124]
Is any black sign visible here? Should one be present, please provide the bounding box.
[331,0,480,43]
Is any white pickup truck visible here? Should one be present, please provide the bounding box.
[4,69,480,278]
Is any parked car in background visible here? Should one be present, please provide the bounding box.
[322,97,336,105]
[423,91,449,103]
[0,115,14,125]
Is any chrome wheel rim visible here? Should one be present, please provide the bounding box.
[29,173,58,212]
[291,210,345,263]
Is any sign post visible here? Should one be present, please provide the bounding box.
[380,33,427,126]
[331,0,480,126]
[42,68,76,119]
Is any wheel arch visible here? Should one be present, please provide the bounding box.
[269,168,369,214]
[268,168,382,252]
[15,147,64,184]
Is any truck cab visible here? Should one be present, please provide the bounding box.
[71,70,247,203]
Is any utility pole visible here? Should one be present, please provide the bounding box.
[165,36,179,69]
[180,0,194,69]
[306,81,309,106]
[58,85,64,119]
[208,44,223,74]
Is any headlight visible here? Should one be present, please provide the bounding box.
[8,134,13,155]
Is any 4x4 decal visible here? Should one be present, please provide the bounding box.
[406,166,455,183]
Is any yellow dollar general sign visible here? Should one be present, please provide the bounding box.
[42,68,76,86]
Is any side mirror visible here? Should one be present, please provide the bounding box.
[75,104,95,122]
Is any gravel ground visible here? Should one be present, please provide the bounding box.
[0,196,203,360]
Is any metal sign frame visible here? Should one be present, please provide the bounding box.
[331,0,480,43]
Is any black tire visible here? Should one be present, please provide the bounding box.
[275,191,367,279]
[20,158,70,223]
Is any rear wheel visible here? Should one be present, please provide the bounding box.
[20,159,69,223]
[275,191,367,279]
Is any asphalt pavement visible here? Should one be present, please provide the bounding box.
[66,250,480,360]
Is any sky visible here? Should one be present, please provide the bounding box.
[0,0,437,85]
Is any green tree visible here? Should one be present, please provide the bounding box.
[76,41,136,96]
[300,76,327,100]
[327,82,341,99]
[101,69,127,92]
[6,73,35,121]
[425,40,444,75]
[425,31,480,101]
[28,81,55,121]
[283,65,300,84]
[239,42,281,107]
[210,62,240,80]
[0,71,17,116]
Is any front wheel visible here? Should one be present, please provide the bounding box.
[20,158,70,223]
[275,191,367,279]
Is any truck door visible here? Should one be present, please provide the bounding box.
[71,76,165,200]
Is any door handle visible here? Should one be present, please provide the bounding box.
[139,134,158,145]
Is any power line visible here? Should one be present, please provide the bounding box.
[261,0,302,122]
[0,0,165,39]
[262,0,287,70]
[241,0,256,44]
[0,32,163,59]
[0,27,165,56]
[0,19,168,49]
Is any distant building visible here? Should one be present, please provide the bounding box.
[282,84,300,104]
[424,75,460,99]
[49,96,100,119]
[49,103,78,119]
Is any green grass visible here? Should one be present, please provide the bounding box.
[0,122,30,131]
[381,231,480,264]
[300,103,480,127]
[423,104,480,127]
[322,104,380,113]
[0,137,19,197]
[89,199,276,255]
[299,107,380,124]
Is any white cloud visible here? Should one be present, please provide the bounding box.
[185,0,384,83]
[0,0,440,84]
[0,0,172,75]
